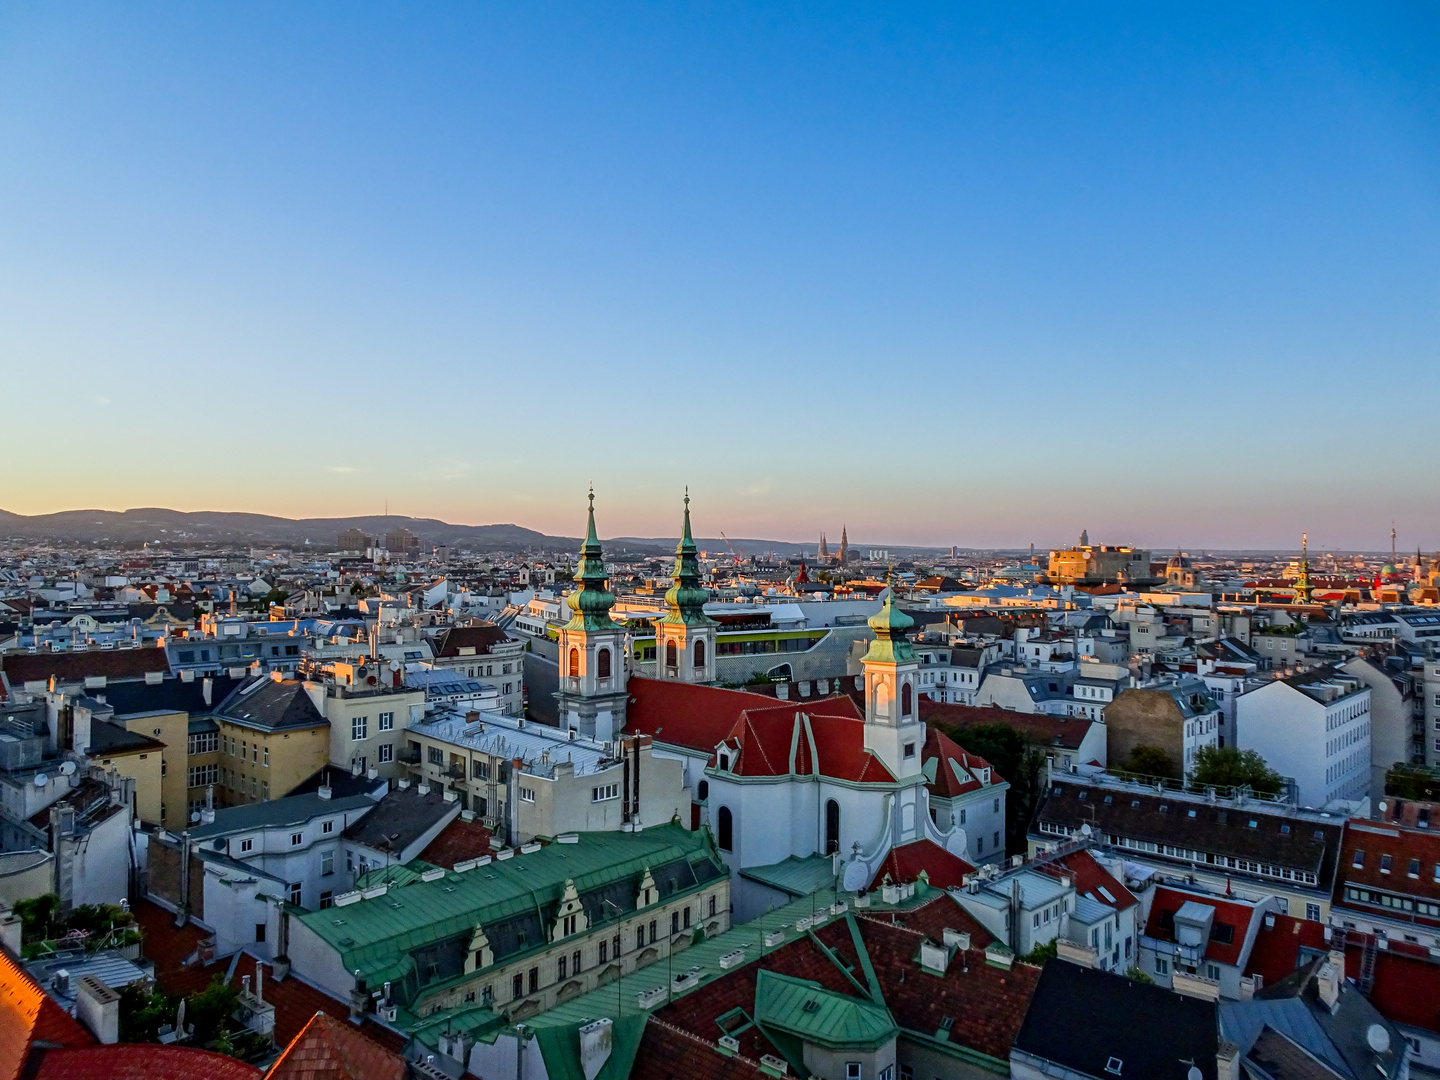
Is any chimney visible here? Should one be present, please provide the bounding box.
[1217,1040,1240,1080]
[202,678,213,707]
[1316,955,1341,1010]
[74,975,120,1044]
[255,961,264,1004]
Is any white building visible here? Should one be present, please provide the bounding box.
[1238,666,1371,811]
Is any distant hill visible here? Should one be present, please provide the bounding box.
[0,508,574,552]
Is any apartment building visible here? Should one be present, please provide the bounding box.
[1104,677,1221,777]
[211,674,331,807]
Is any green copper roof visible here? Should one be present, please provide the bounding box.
[658,491,714,627]
[753,969,897,1051]
[565,490,617,630]
[861,594,916,665]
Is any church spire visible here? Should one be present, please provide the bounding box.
[565,488,616,630]
[839,526,849,567]
[661,489,713,626]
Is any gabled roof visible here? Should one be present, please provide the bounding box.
[626,677,785,754]
[719,699,896,784]
[1333,818,1440,927]
[1036,849,1138,912]
[922,726,1002,798]
[29,1046,261,1080]
[86,719,166,756]
[869,839,974,890]
[190,792,376,840]
[101,676,246,717]
[0,944,94,1080]
[263,1010,404,1080]
[1243,914,1328,987]
[343,785,456,855]
[753,969,896,1051]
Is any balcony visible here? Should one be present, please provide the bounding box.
[446,763,466,780]
[397,748,421,765]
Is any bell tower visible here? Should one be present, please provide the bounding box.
[860,592,924,780]
[654,491,718,684]
[555,490,629,741]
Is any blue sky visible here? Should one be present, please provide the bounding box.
[1,3,1436,549]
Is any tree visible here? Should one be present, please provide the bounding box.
[118,982,180,1043]
[945,723,1048,857]
[1019,938,1058,965]
[13,894,59,943]
[185,974,239,1043]
[1190,745,1284,795]
[1125,966,1154,984]
[1116,745,1179,781]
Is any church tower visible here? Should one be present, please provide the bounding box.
[838,526,850,567]
[555,490,629,741]
[654,492,718,684]
[859,592,924,781]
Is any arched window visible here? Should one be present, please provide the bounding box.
[665,641,677,669]
[825,799,840,855]
[568,647,580,678]
[901,681,913,718]
[597,647,611,679]
[697,779,709,801]
[717,806,733,851]
[693,639,706,668]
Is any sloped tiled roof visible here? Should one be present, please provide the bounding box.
[417,816,494,870]
[626,677,784,753]
[215,677,328,732]
[718,699,895,784]
[428,624,509,658]
[1243,913,1327,986]
[922,725,1001,797]
[264,1010,405,1080]
[918,698,1097,750]
[1036,849,1138,912]
[630,1018,769,1080]
[1,647,170,686]
[29,1045,260,1080]
[1334,819,1440,928]
[0,945,94,1080]
[869,839,975,890]
[1145,887,1261,967]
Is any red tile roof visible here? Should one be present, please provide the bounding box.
[1334,819,1440,929]
[1355,949,1440,1036]
[918,699,1097,750]
[626,678,790,753]
[230,956,407,1052]
[870,840,975,890]
[1036,850,1137,912]
[263,1010,405,1080]
[1242,913,1327,986]
[923,726,1002,797]
[718,701,895,784]
[1144,886,1261,967]
[1,647,170,687]
[0,944,94,1080]
[429,625,509,658]
[630,1018,769,1080]
[417,817,494,870]
[29,1045,260,1080]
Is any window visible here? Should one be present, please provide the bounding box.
[1306,903,1321,922]
[1409,858,1421,878]
[521,787,536,803]
[901,682,912,717]
[1206,963,1221,980]
[903,742,915,759]
[569,648,580,677]
[717,806,733,851]
[262,746,269,767]
[599,940,608,964]
[188,764,219,788]
[291,832,303,846]
[378,743,392,763]
[1353,850,1365,868]
[597,648,611,678]
[320,891,333,909]
[825,799,840,855]
[1381,854,1393,874]
[255,923,266,943]
[994,831,1000,849]
[709,895,716,917]
[322,851,334,876]
[1105,1059,1123,1076]
[572,949,581,975]
[993,797,1000,813]
[563,914,577,936]
[512,973,523,999]
[665,641,677,669]
[188,732,217,755]
[429,747,444,765]
[845,1064,862,1080]
[612,934,621,959]
[671,912,680,936]
[1155,957,1169,975]
[528,967,539,993]
[592,784,619,802]
[379,711,394,731]
[697,779,709,800]
[683,907,691,929]
[474,760,490,779]
[558,955,567,980]
[289,882,302,906]
[239,838,253,853]
[352,715,368,741]
[649,919,657,943]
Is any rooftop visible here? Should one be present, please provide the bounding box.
[189,791,377,840]
[409,707,617,780]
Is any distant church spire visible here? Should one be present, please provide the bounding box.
[1293,532,1312,604]
[839,526,849,567]
[818,532,828,560]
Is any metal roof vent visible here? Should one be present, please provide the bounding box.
[1104,1058,1122,1075]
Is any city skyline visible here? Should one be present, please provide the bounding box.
[2,5,1437,547]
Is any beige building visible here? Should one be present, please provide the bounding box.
[318,663,426,781]
[1048,541,1153,586]
[72,696,167,827]
[212,674,331,806]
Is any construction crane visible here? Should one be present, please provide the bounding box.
[719,532,743,565]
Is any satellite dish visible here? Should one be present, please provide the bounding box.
[1188,1068,1203,1080]
[1366,1024,1391,1054]
[190,811,201,823]
[59,761,76,776]
[34,774,47,787]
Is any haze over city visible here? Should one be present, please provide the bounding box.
[2,4,1438,549]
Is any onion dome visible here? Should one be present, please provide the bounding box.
[862,593,916,664]
[659,491,714,627]
[564,490,616,630]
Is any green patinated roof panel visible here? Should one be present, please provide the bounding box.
[754,969,897,1051]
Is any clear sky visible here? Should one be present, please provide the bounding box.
[2,4,1437,551]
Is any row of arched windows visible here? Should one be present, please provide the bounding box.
[567,646,612,678]
[663,640,706,668]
